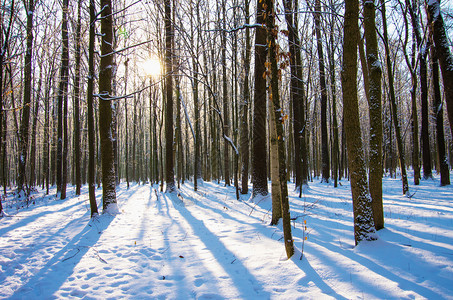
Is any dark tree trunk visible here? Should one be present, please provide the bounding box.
[420,52,432,179]
[425,0,453,139]
[430,44,450,186]
[381,0,409,194]
[252,0,268,198]
[124,60,129,188]
[0,0,14,198]
[240,0,251,194]
[327,0,339,189]
[56,0,70,198]
[164,0,175,192]
[73,0,82,195]
[29,75,41,190]
[283,0,308,193]
[87,0,98,217]
[342,0,377,245]
[17,0,34,194]
[99,0,117,210]
[363,0,384,230]
[313,0,330,183]
[222,2,230,187]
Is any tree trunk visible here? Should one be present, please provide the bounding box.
[269,88,282,225]
[327,0,339,188]
[99,0,117,211]
[73,0,82,195]
[267,0,294,258]
[17,0,34,194]
[380,0,409,194]
[283,0,308,192]
[342,0,377,245]
[402,3,421,185]
[363,0,384,229]
[0,0,15,200]
[425,0,453,139]
[240,0,251,194]
[87,0,98,216]
[124,59,129,188]
[313,0,330,183]
[56,0,70,198]
[430,44,450,185]
[164,0,175,192]
[29,75,41,190]
[222,2,230,187]
[420,52,432,179]
[252,0,269,198]
[43,74,50,194]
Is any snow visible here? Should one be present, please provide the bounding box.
[1,172,453,299]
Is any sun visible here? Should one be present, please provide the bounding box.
[142,58,162,77]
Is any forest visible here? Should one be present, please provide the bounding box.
[1,0,453,297]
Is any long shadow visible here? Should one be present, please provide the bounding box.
[0,199,84,237]
[9,214,115,299]
[164,192,270,298]
[179,185,270,234]
[308,237,446,299]
[378,227,453,259]
[294,251,348,299]
[134,186,156,245]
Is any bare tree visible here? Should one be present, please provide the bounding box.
[164,0,175,192]
[99,0,118,210]
[17,0,35,194]
[240,0,251,194]
[313,0,330,183]
[363,0,384,229]
[342,0,377,245]
[425,0,453,138]
[380,0,409,194]
[266,0,294,258]
[430,43,450,186]
[73,0,82,195]
[252,0,268,198]
[87,0,98,217]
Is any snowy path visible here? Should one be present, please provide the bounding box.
[1,176,453,299]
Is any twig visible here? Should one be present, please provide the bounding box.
[63,248,81,262]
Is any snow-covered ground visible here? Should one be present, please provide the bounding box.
[1,173,452,299]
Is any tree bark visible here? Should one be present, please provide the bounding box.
[363,0,384,229]
[164,0,175,192]
[222,2,230,187]
[342,0,377,245]
[313,0,330,183]
[29,75,41,190]
[73,0,82,195]
[430,44,450,185]
[252,0,269,198]
[267,0,294,258]
[240,0,251,194]
[87,0,98,216]
[327,0,339,188]
[283,0,308,192]
[425,0,453,139]
[56,0,70,198]
[269,87,282,225]
[402,1,421,185]
[17,0,34,194]
[380,0,409,194]
[99,0,117,211]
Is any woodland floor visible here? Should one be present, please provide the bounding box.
[1,172,453,299]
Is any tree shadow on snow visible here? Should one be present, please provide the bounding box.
[161,191,271,298]
[9,214,115,299]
